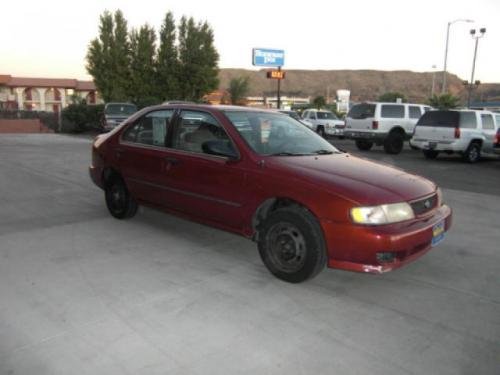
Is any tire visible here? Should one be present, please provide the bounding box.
[317,126,326,138]
[257,205,327,283]
[355,139,374,151]
[423,150,439,159]
[383,132,404,154]
[105,176,138,219]
[462,142,481,163]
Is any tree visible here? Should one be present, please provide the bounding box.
[156,12,179,101]
[86,10,131,102]
[312,96,326,109]
[428,93,460,110]
[129,24,157,108]
[177,16,219,101]
[228,76,249,105]
[378,92,407,103]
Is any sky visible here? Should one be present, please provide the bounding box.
[1,0,499,83]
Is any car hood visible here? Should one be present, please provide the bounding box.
[266,153,435,205]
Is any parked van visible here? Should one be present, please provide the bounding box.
[344,102,432,154]
[410,109,499,163]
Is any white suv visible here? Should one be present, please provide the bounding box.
[410,109,499,163]
[344,102,432,154]
[301,109,345,138]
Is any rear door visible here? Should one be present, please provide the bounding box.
[345,103,376,132]
[480,112,496,152]
[118,109,176,204]
[379,104,406,133]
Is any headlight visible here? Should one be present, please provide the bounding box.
[351,202,415,225]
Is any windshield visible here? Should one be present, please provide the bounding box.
[223,111,339,156]
[105,104,137,116]
[317,111,337,120]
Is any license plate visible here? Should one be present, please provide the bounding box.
[431,220,445,246]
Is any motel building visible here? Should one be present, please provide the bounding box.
[0,75,101,112]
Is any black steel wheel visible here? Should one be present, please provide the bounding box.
[105,177,138,219]
[258,205,326,283]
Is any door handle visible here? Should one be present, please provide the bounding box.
[165,157,180,165]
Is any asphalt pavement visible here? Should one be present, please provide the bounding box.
[0,134,498,375]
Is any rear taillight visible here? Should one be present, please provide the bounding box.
[495,130,500,145]
[454,126,460,139]
[372,121,379,130]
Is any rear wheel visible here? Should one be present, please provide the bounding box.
[423,150,439,159]
[355,139,374,151]
[258,206,327,283]
[317,126,326,138]
[462,142,481,163]
[383,132,404,154]
[105,177,138,219]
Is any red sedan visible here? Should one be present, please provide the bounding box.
[89,104,452,283]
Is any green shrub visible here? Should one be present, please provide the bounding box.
[61,103,104,133]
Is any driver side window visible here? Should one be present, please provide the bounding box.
[172,111,233,155]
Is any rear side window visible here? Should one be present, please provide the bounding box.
[459,112,477,129]
[416,111,459,127]
[495,115,500,127]
[409,106,422,119]
[381,105,404,118]
[122,109,174,146]
[481,114,494,130]
[347,104,376,119]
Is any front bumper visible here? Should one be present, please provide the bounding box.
[325,127,345,136]
[321,204,452,274]
[89,165,104,189]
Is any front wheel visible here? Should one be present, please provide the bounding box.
[317,126,326,138]
[105,177,138,219]
[423,150,439,159]
[258,206,327,283]
[355,139,374,151]
[383,132,404,154]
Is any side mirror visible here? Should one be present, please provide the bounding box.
[202,140,238,159]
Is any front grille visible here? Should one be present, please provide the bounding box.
[410,194,437,216]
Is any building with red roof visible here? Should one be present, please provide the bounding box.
[0,75,102,112]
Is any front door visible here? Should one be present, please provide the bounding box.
[159,109,248,228]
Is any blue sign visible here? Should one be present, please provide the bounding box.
[252,48,285,67]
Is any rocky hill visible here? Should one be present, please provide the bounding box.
[218,68,500,104]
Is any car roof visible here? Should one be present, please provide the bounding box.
[356,101,429,106]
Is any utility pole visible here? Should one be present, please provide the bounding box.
[467,28,486,108]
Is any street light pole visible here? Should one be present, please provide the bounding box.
[467,28,486,108]
[442,19,474,94]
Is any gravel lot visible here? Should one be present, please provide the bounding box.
[0,134,499,375]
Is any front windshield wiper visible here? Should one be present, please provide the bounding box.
[269,152,307,156]
[312,149,335,155]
